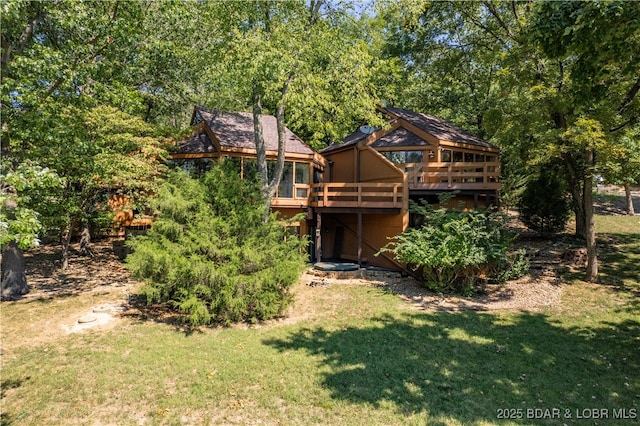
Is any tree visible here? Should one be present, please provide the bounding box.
[2,1,180,268]
[126,163,308,325]
[601,125,640,215]
[0,162,61,299]
[519,163,572,237]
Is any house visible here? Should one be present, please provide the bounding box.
[171,106,325,239]
[172,106,500,271]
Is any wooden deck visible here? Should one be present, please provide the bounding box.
[405,162,500,190]
[310,182,405,209]
[283,162,499,209]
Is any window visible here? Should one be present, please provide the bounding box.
[381,150,424,164]
[441,149,452,162]
[453,151,463,162]
[406,151,424,163]
[464,152,474,162]
[294,163,309,198]
[226,157,242,175]
[170,158,212,177]
[295,162,309,184]
[277,162,293,198]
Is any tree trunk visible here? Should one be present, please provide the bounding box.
[584,150,598,282]
[564,153,586,238]
[624,182,635,215]
[252,84,270,200]
[1,241,29,300]
[61,223,74,270]
[79,222,94,257]
[252,76,294,221]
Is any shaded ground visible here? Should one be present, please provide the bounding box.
[9,185,635,332]
[23,238,136,301]
[16,233,567,334]
[594,185,640,215]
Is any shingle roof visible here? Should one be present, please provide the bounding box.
[174,130,217,154]
[321,129,369,153]
[384,106,495,148]
[194,106,314,155]
[322,107,495,154]
[371,127,431,148]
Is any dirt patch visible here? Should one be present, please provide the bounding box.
[22,238,137,301]
[295,255,563,314]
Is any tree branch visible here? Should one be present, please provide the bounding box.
[609,116,637,133]
[460,8,508,47]
[483,1,519,43]
[1,13,44,71]
[618,75,640,114]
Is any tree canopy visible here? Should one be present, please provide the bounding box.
[2,0,638,289]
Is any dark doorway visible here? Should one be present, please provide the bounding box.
[333,226,344,259]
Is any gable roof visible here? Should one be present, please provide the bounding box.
[181,106,314,155]
[384,106,494,149]
[321,107,496,155]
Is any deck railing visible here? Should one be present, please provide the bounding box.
[310,182,404,208]
[405,162,500,190]
[306,163,499,209]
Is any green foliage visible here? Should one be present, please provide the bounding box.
[125,162,308,325]
[195,1,390,149]
[519,165,572,237]
[0,161,62,249]
[379,199,526,295]
[602,125,640,187]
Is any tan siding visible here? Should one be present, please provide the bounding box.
[359,148,403,183]
[325,149,356,182]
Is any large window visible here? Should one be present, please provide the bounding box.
[381,150,424,164]
[267,160,311,199]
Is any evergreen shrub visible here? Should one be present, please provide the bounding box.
[519,165,572,237]
[125,162,308,325]
[378,198,528,295]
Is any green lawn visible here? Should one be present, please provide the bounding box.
[1,215,638,425]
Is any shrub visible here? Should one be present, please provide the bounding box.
[125,162,308,325]
[378,199,527,295]
[518,165,572,237]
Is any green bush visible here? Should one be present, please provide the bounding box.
[379,199,528,295]
[519,165,572,237]
[125,162,308,325]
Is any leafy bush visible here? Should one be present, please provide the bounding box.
[125,162,308,325]
[519,165,572,236]
[379,199,528,295]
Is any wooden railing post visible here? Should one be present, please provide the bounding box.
[483,164,488,188]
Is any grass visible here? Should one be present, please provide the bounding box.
[1,215,639,425]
